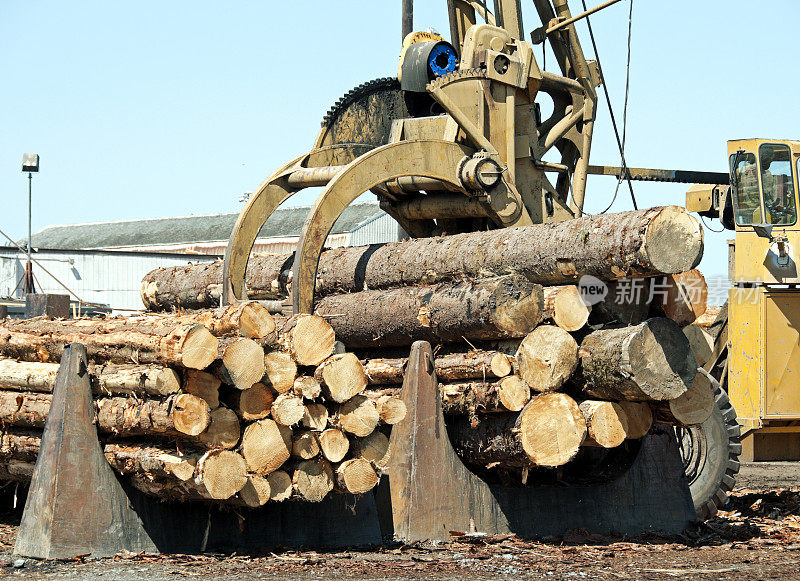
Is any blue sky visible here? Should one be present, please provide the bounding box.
[2,1,799,280]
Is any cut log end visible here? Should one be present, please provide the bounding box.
[301,403,329,431]
[516,325,579,393]
[318,353,368,403]
[236,383,274,421]
[183,370,220,409]
[271,394,305,426]
[239,475,272,507]
[292,458,334,502]
[292,430,321,459]
[644,206,704,274]
[264,351,298,394]
[375,395,407,424]
[172,393,212,436]
[579,400,628,448]
[353,430,390,470]
[293,376,322,399]
[267,470,293,501]
[338,395,380,437]
[241,419,292,474]
[683,324,714,367]
[667,369,715,426]
[552,286,591,332]
[519,393,587,467]
[285,315,336,366]
[318,428,350,463]
[181,326,219,369]
[198,407,241,449]
[237,302,276,339]
[336,458,379,494]
[489,277,545,337]
[497,375,531,412]
[222,338,266,390]
[197,450,247,500]
[618,401,653,439]
[490,353,513,378]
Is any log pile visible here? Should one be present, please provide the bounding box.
[0,206,715,496]
[0,306,404,504]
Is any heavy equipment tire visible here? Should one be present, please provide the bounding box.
[675,370,741,521]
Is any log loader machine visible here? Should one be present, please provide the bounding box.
[217,0,745,526]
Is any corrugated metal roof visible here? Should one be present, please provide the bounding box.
[28,202,387,250]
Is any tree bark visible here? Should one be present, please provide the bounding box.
[579,318,697,401]
[141,206,703,310]
[316,275,544,349]
[0,317,218,370]
[362,350,512,385]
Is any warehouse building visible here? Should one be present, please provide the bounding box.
[1,202,401,312]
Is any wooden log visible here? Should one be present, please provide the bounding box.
[292,430,320,459]
[301,403,329,431]
[104,442,200,484]
[579,318,697,401]
[652,270,708,326]
[97,393,212,437]
[0,359,182,398]
[173,302,276,338]
[0,429,44,463]
[241,418,292,474]
[292,376,321,399]
[238,475,272,507]
[271,394,305,426]
[543,286,591,332]
[0,316,218,369]
[229,383,273,421]
[315,275,544,348]
[197,407,241,449]
[263,351,297,394]
[362,350,513,385]
[448,393,587,468]
[218,338,265,390]
[683,324,714,367]
[315,353,368,403]
[266,470,293,501]
[695,305,723,330]
[352,431,391,471]
[515,325,578,393]
[496,376,531,412]
[318,428,350,463]
[367,380,528,415]
[183,370,220,408]
[0,391,213,439]
[292,458,334,502]
[617,402,653,439]
[265,314,336,367]
[578,400,628,448]
[336,458,379,494]
[588,278,653,327]
[654,369,715,426]
[375,395,407,424]
[196,450,248,499]
[336,395,379,437]
[141,206,703,309]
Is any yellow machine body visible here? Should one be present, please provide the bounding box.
[723,138,800,460]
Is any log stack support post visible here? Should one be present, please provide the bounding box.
[385,341,697,542]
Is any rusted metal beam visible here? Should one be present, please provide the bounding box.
[588,165,730,185]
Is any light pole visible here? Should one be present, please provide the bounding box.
[21,153,39,296]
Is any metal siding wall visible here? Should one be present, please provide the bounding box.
[349,214,402,247]
[0,250,217,313]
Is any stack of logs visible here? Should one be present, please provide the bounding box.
[0,304,406,505]
[133,206,719,479]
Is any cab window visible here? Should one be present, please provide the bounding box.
[760,143,796,226]
[731,152,760,225]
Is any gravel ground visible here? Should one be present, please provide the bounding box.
[0,462,799,580]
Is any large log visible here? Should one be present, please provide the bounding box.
[653,369,715,426]
[217,338,265,390]
[579,318,697,401]
[0,359,182,398]
[362,350,512,385]
[141,206,703,310]
[448,393,587,468]
[0,316,218,370]
[315,275,544,348]
[262,315,336,367]
[171,302,275,338]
